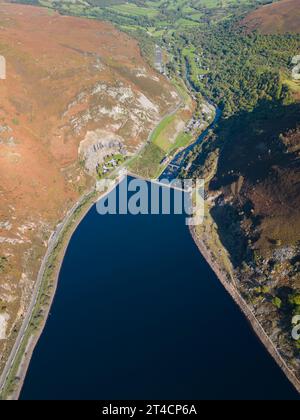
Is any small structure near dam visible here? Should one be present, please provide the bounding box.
[79,129,127,174]
[292,55,300,80]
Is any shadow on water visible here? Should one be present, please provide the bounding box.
[20,179,300,400]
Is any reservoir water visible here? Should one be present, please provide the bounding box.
[20,179,299,400]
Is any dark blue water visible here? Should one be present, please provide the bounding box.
[20,180,299,400]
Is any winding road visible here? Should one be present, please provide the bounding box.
[0,88,185,398]
[0,190,96,396]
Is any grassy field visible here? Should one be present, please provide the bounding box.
[283,78,300,100]
[127,130,192,180]
[128,104,193,178]
[29,0,260,36]
[128,143,165,179]
[151,114,190,152]
[108,3,159,17]
[128,73,195,179]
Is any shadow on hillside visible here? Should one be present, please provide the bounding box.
[210,203,253,268]
[208,99,300,267]
[210,99,300,190]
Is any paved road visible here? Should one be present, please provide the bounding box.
[0,189,95,395]
[122,95,184,170]
[155,45,164,73]
[0,90,184,397]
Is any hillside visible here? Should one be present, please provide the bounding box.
[241,0,300,34]
[211,99,300,378]
[185,95,300,381]
[0,1,179,373]
[210,101,300,262]
[3,0,300,398]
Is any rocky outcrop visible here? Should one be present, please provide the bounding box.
[0,2,179,374]
[79,130,127,174]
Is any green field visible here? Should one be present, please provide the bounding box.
[128,143,165,179]
[14,0,298,141]
[9,0,300,389]
[128,103,193,178]
[150,114,176,145]
[108,3,159,17]
[27,0,259,34]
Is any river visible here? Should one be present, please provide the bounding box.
[159,107,222,180]
[20,178,300,400]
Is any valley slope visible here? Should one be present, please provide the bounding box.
[184,1,300,390]
[2,0,300,399]
[241,0,300,34]
[0,1,179,381]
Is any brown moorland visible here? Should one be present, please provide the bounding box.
[0,1,179,372]
[207,98,300,378]
[241,0,300,34]
[210,101,300,259]
[188,97,300,384]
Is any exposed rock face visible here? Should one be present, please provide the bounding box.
[0,2,179,371]
[292,56,300,80]
[79,130,127,174]
[207,103,300,381]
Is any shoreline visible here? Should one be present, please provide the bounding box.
[189,225,300,397]
[12,196,98,400]
[3,174,300,399]
[0,175,124,400]
[0,78,189,399]
[2,74,295,398]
